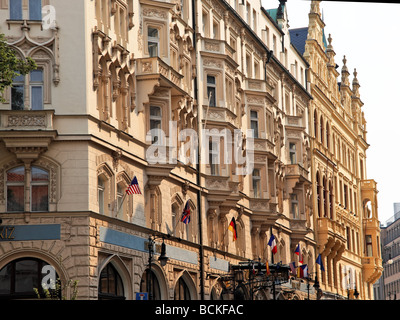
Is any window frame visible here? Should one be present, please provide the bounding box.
[147,26,160,58]
[289,142,297,165]
[29,0,42,21]
[149,105,163,145]
[252,168,261,198]
[30,68,44,110]
[6,165,49,212]
[250,110,259,139]
[206,75,216,107]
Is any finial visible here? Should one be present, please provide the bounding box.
[328,33,332,46]
[343,55,347,66]
[353,68,358,79]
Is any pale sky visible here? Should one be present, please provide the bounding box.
[261,0,400,225]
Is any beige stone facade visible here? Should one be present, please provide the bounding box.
[0,0,379,300]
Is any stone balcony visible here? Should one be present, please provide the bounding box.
[136,56,183,88]
[285,115,304,128]
[200,38,235,58]
[202,105,238,128]
[0,109,54,131]
[362,256,382,284]
[0,110,57,162]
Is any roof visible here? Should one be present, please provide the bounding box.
[289,27,309,55]
[266,8,278,22]
[289,27,328,56]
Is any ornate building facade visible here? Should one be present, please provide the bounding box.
[290,0,382,299]
[0,0,379,300]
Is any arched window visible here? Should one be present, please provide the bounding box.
[314,110,318,139]
[140,269,161,300]
[98,263,125,300]
[174,277,191,300]
[329,181,334,219]
[6,166,49,212]
[0,258,58,299]
[316,172,321,218]
[320,115,324,144]
[326,121,330,149]
[323,177,327,217]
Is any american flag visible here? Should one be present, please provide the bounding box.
[126,176,141,195]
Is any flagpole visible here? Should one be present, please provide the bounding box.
[270,226,276,300]
[116,192,128,218]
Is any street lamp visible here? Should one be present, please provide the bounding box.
[147,235,169,300]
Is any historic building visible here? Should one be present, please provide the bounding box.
[0,0,379,300]
[289,0,382,300]
[374,204,400,300]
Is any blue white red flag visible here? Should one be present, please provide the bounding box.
[268,234,277,254]
[181,201,191,224]
[295,244,303,264]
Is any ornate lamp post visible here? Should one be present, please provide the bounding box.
[147,235,168,300]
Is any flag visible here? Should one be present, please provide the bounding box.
[297,264,303,278]
[126,176,141,194]
[289,262,297,275]
[181,201,191,224]
[316,254,325,272]
[295,244,303,264]
[228,217,237,241]
[301,265,308,278]
[268,234,277,254]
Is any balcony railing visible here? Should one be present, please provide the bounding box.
[136,57,183,88]
[0,109,54,131]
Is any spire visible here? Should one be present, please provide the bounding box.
[352,68,360,98]
[310,0,321,16]
[341,55,350,86]
[326,33,336,65]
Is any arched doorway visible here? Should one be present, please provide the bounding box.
[140,269,161,300]
[98,263,125,300]
[174,277,191,300]
[0,258,59,299]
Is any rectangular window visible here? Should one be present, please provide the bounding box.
[98,177,105,215]
[252,169,261,198]
[212,20,219,39]
[31,167,48,212]
[209,140,219,176]
[11,74,25,110]
[29,0,42,21]
[207,75,216,107]
[291,194,299,219]
[30,69,43,110]
[150,106,162,145]
[10,0,23,20]
[366,235,373,256]
[290,143,297,164]
[6,167,25,212]
[148,27,159,57]
[250,110,259,138]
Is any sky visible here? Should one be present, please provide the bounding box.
[261,0,400,225]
